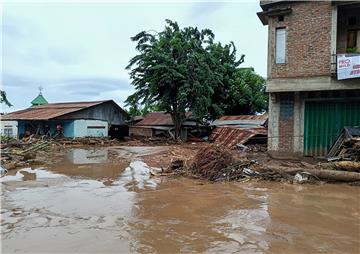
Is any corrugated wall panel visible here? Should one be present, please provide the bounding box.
[304,100,360,157]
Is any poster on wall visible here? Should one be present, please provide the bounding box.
[337,54,360,80]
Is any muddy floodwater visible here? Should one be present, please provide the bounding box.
[1,147,360,253]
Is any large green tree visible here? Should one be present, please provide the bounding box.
[126,19,243,138]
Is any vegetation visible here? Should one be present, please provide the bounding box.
[126,19,266,139]
[346,47,358,53]
[126,93,162,117]
[0,90,12,107]
[224,68,267,115]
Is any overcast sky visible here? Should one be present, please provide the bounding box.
[1,0,267,112]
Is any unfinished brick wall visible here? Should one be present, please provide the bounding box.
[278,93,294,152]
[268,1,332,79]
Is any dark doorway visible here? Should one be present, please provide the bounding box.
[109,125,129,139]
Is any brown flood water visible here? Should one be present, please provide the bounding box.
[1,147,360,253]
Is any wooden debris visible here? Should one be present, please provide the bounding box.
[334,161,360,172]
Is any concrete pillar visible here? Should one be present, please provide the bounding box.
[293,92,305,155]
[331,5,337,55]
[268,93,280,151]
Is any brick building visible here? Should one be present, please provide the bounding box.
[258,1,360,157]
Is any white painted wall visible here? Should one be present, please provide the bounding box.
[73,119,108,137]
[0,121,18,138]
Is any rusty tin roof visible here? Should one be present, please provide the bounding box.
[209,126,268,149]
[1,100,111,121]
[211,115,268,127]
[135,112,194,126]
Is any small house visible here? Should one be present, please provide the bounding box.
[129,112,203,140]
[0,100,128,139]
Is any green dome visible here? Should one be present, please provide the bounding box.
[31,93,48,106]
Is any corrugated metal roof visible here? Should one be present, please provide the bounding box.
[1,100,111,121]
[217,115,267,121]
[211,115,268,127]
[136,112,194,126]
[209,126,268,149]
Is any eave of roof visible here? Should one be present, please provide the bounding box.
[0,100,117,121]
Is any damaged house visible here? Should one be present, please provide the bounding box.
[258,0,360,157]
[209,115,268,149]
[0,100,128,139]
[129,112,205,140]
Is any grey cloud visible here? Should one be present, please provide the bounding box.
[47,47,87,65]
[2,73,132,110]
[189,2,225,19]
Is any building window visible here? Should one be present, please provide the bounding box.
[348,16,357,26]
[4,128,13,137]
[280,94,294,120]
[278,15,284,22]
[347,30,358,49]
[275,28,286,64]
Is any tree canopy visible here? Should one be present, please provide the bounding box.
[126,19,244,138]
[0,90,12,107]
[223,68,267,115]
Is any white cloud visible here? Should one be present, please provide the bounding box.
[2,1,267,111]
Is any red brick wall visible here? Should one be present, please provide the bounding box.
[268,1,332,79]
[278,94,294,152]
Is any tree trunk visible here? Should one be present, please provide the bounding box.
[170,113,183,140]
[265,166,360,182]
[334,161,360,172]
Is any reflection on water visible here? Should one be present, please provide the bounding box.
[67,149,108,164]
[1,147,360,253]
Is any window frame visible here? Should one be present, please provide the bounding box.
[275,27,287,64]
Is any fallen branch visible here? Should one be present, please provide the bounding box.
[264,166,360,182]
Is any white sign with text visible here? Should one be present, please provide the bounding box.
[337,54,360,80]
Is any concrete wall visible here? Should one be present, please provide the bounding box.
[60,101,126,125]
[266,76,360,92]
[0,121,18,138]
[267,90,360,157]
[268,93,305,157]
[267,1,332,79]
[73,119,108,137]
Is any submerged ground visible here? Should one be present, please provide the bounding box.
[1,146,360,253]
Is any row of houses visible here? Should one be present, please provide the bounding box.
[0,91,267,148]
[1,1,359,159]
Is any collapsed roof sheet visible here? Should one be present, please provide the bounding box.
[209,126,268,149]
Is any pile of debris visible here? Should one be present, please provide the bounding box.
[328,127,360,162]
[1,136,122,170]
[326,127,360,173]
[189,145,234,180]
[167,144,360,184]
[1,138,48,170]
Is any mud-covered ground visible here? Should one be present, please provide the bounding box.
[1,146,360,253]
